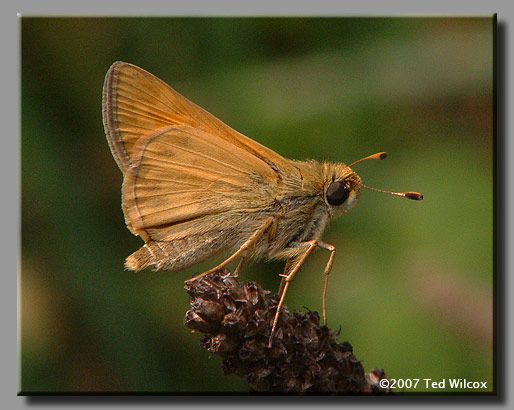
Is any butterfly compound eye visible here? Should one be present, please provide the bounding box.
[326,181,350,206]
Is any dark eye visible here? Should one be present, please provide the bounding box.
[326,181,350,206]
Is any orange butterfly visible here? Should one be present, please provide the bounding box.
[103,62,422,344]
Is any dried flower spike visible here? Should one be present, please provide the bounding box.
[184,269,392,394]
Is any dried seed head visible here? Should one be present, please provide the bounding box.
[184,269,392,394]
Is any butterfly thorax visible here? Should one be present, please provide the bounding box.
[251,159,361,261]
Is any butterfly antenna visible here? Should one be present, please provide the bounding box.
[348,151,388,167]
[350,151,423,200]
[360,184,423,200]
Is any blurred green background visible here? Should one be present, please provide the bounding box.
[21,17,493,393]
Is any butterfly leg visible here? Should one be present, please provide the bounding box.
[278,258,295,297]
[269,240,318,347]
[269,240,335,347]
[278,276,287,297]
[316,241,336,325]
[233,256,247,276]
[185,216,275,283]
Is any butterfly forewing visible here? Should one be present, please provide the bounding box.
[103,61,294,175]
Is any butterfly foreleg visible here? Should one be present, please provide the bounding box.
[317,241,336,326]
[270,239,336,347]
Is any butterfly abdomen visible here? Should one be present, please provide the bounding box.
[125,230,235,272]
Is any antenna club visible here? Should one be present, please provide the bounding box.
[379,152,388,160]
[404,192,423,200]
